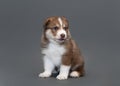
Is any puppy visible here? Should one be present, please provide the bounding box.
[39,16,85,80]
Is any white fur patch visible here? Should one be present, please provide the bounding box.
[45,29,54,41]
[70,71,79,77]
[42,42,66,66]
[58,17,63,26]
[56,65,71,80]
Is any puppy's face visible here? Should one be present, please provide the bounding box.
[43,16,71,43]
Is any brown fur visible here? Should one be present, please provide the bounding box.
[41,16,85,77]
[61,39,85,76]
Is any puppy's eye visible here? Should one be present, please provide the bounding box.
[63,27,68,30]
[53,26,59,30]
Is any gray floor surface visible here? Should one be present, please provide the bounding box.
[0,0,120,86]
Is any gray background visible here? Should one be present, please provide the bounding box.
[0,0,120,86]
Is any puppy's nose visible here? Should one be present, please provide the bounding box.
[60,33,65,38]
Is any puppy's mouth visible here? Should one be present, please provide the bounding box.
[57,38,66,42]
[58,38,66,41]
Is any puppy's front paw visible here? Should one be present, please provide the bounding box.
[38,71,51,78]
[56,74,68,80]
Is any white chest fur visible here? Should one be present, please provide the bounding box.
[42,42,66,66]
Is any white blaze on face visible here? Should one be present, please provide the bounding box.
[58,17,63,26]
[57,17,67,39]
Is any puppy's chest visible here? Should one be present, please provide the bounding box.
[42,43,66,65]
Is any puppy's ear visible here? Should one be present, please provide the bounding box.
[41,33,48,48]
[43,17,51,29]
[68,30,71,39]
[61,16,69,24]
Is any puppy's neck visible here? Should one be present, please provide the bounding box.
[49,39,59,45]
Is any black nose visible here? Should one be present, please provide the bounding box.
[60,34,65,38]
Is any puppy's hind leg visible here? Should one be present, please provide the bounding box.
[70,65,85,78]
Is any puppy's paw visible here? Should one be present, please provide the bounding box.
[70,71,79,78]
[56,74,68,80]
[38,71,51,78]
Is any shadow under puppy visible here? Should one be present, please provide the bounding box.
[39,16,85,80]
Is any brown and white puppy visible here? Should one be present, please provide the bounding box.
[39,16,85,80]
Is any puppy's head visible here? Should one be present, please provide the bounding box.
[43,16,71,43]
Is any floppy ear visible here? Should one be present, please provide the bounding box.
[43,18,51,29]
[68,30,71,39]
[41,17,51,47]
[41,34,48,48]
